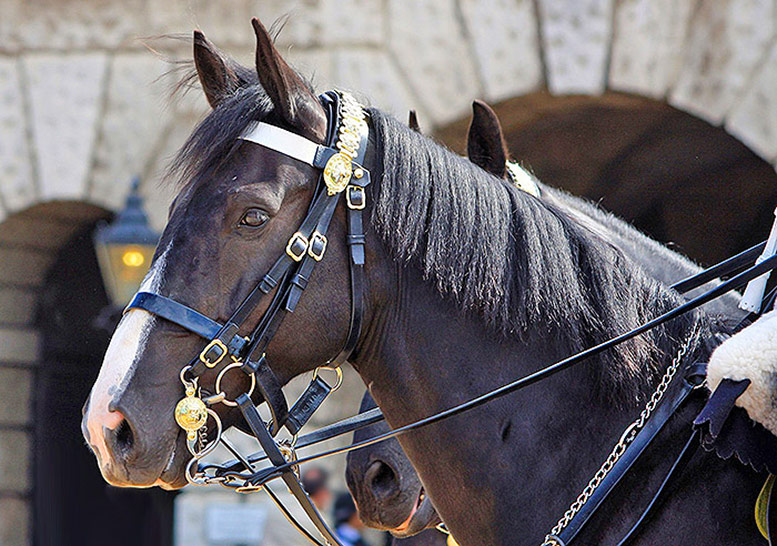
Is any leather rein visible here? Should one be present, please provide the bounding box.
[124,89,777,545]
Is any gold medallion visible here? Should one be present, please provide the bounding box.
[175,387,208,440]
[323,152,353,195]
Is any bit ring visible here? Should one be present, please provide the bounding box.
[215,361,256,407]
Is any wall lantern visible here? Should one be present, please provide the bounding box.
[94,177,160,307]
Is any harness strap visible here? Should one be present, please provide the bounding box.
[671,240,766,294]
[332,107,370,367]
[208,406,385,475]
[237,394,341,546]
[284,376,333,436]
[126,292,248,355]
[615,429,700,545]
[556,362,705,544]
[240,122,321,167]
[241,355,289,436]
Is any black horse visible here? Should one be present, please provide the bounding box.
[345,100,745,539]
[82,18,761,545]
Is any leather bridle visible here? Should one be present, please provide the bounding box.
[123,87,777,545]
[127,90,371,545]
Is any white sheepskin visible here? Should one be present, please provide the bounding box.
[707,309,777,436]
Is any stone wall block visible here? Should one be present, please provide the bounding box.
[140,122,193,233]
[24,54,108,201]
[0,247,53,288]
[0,431,30,492]
[334,49,421,119]
[538,0,613,95]
[388,0,481,125]
[0,369,32,426]
[0,498,29,546]
[0,288,36,326]
[4,0,146,51]
[89,54,173,211]
[726,44,777,161]
[148,0,252,47]
[670,0,774,124]
[0,59,35,213]
[609,0,695,97]
[253,0,384,48]
[0,327,40,365]
[460,0,543,102]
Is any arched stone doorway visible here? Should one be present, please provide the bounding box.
[435,92,777,265]
[34,219,175,546]
[0,202,175,546]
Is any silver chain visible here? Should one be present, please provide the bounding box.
[541,326,699,546]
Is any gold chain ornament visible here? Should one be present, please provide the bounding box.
[541,327,698,546]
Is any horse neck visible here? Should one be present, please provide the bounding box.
[355,262,759,544]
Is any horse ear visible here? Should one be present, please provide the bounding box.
[467,100,508,178]
[408,110,421,133]
[251,17,327,141]
[193,30,242,108]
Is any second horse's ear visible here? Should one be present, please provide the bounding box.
[252,17,327,142]
[467,100,508,178]
[193,30,251,108]
[408,110,421,133]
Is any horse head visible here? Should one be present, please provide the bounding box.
[82,20,362,488]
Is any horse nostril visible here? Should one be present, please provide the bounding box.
[114,418,134,454]
[368,460,399,500]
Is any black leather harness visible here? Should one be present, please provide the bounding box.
[123,87,777,545]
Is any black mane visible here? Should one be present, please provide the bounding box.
[368,110,708,404]
[167,66,709,405]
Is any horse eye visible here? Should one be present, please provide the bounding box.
[239,209,269,228]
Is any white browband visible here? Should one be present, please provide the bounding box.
[239,121,320,166]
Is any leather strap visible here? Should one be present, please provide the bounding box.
[558,363,704,544]
[210,406,385,474]
[615,429,700,545]
[240,122,322,167]
[671,240,766,294]
[241,355,289,436]
[283,376,333,436]
[237,394,342,546]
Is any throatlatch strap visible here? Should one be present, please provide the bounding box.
[615,430,700,546]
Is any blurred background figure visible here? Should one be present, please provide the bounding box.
[302,466,333,511]
[334,492,368,546]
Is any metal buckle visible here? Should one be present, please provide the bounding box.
[308,232,328,261]
[346,185,365,210]
[285,232,308,262]
[199,339,228,368]
[313,366,344,392]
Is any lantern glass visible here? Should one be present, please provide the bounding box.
[95,241,156,307]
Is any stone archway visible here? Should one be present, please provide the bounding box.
[435,91,777,266]
[0,202,176,546]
